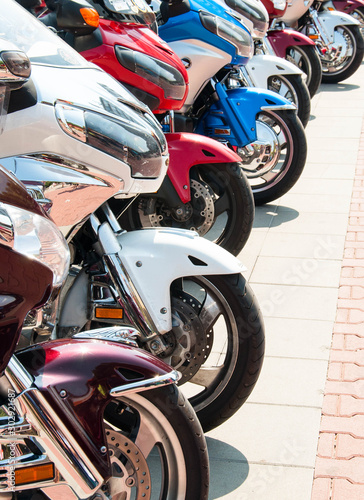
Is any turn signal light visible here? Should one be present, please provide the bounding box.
[15,463,55,486]
[308,34,319,39]
[95,307,124,319]
[80,8,100,28]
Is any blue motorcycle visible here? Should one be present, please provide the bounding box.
[156,0,308,204]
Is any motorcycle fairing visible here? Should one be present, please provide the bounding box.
[195,84,296,145]
[113,227,245,333]
[267,29,316,59]
[244,53,304,88]
[15,338,176,480]
[166,132,242,202]
[312,10,361,42]
[332,0,364,12]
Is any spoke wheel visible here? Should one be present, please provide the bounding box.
[320,25,364,82]
[238,109,307,205]
[286,44,322,97]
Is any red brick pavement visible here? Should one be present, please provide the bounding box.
[311,126,364,499]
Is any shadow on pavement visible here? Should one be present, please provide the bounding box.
[253,205,299,229]
[320,83,360,92]
[206,436,249,499]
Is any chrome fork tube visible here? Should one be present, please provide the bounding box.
[90,213,160,342]
[3,356,104,499]
[309,7,331,46]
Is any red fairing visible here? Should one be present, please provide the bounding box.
[260,0,287,18]
[332,0,364,12]
[166,133,242,203]
[16,338,174,478]
[267,29,315,59]
[80,20,188,111]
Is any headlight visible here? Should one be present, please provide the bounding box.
[224,0,269,38]
[114,46,186,101]
[199,11,253,58]
[273,0,287,11]
[55,102,167,179]
[0,203,70,287]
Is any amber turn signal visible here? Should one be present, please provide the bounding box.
[80,8,100,28]
[95,307,124,319]
[15,463,55,486]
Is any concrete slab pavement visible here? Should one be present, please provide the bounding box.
[206,62,364,499]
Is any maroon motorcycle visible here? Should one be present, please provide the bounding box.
[0,49,208,500]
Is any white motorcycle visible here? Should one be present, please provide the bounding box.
[0,0,265,432]
[280,0,364,82]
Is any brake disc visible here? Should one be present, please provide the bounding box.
[106,428,151,500]
[138,179,215,236]
[160,292,213,383]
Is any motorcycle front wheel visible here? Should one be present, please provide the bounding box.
[117,162,254,256]
[161,273,265,432]
[351,7,364,39]
[238,109,307,206]
[102,386,209,500]
[267,73,311,127]
[286,44,322,97]
[320,25,364,83]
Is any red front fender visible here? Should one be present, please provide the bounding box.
[166,132,241,203]
[16,339,174,479]
[333,0,364,12]
[268,29,315,59]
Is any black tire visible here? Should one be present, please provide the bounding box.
[118,162,255,256]
[286,44,322,97]
[163,273,265,432]
[239,109,307,205]
[321,25,364,83]
[351,7,364,40]
[267,73,311,128]
[103,386,209,500]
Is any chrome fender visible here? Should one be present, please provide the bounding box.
[317,10,360,43]
[116,228,246,333]
[245,54,304,88]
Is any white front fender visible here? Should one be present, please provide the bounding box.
[318,10,360,43]
[117,228,246,333]
[245,54,304,88]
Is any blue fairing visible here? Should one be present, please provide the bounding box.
[195,83,293,145]
[159,10,250,66]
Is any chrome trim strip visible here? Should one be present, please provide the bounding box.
[73,326,139,348]
[261,103,297,111]
[110,370,180,397]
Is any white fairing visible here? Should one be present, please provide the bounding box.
[0,64,168,197]
[245,54,304,87]
[116,228,246,333]
[315,10,361,37]
[167,39,232,110]
[279,0,314,23]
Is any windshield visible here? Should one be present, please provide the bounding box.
[91,0,156,26]
[0,0,90,68]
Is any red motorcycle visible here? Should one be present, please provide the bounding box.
[262,0,323,97]
[37,0,254,256]
[0,48,209,500]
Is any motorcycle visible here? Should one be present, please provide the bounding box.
[34,0,255,256]
[217,0,312,126]
[330,0,364,38]
[0,52,209,499]
[259,0,323,97]
[0,0,265,432]
[280,0,364,83]
[153,0,308,204]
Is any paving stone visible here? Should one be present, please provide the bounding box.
[311,478,332,500]
[315,456,364,482]
[317,433,336,458]
[332,479,364,500]
[322,395,340,416]
[336,434,364,459]
[339,395,364,417]
[325,380,364,398]
[320,415,364,438]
